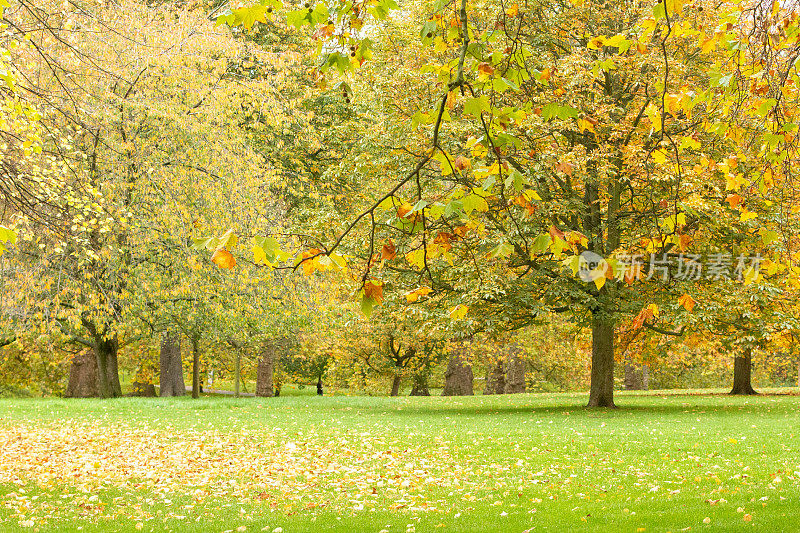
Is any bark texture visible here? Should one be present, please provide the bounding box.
[410,371,430,396]
[130,381,156,397]
[390,375,402,397]
[159,331,185,397]
[730,347,758,395]
[624,361,644,390]
[94,336,122,398]
[191,337,200,399]
[484,358,506,395]
[442,347,473,396]
[256,342,276,397]
[65,350,100,398]
[503,348,526,394]
[587,313,616,407]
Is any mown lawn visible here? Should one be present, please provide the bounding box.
[1,391,798,532]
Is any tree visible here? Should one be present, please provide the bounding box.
[220,0,799,407]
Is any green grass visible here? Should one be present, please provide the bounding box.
[1,391,798,532]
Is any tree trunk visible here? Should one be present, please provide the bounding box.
[624,361,644,390]
[316,376,323,396]
[256,342,275,397]
[484,358,506,395]
[390,375,402,396]
[94,336,122,398]
[442,345,473,396]
[410,371,430,396]
[642,364,649,391]
[191,337,200,399]
[159,331,185,397]
[234,351,241,398]
[503,347,526,394]
[730,347,758,395]
[587,312,616,407]
[64,350,100,398]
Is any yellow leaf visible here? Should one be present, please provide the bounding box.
[449,304,468,320]
[699,36,716,53]
[406,286,432,303]
[593,275,606,290]
[252,245,267,265]
[739,209,757,222]
[577,118,594,133]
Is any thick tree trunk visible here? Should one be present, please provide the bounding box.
[65,350,100,398]
[390,375,402,396]
[131,379,156,397]
[316,376,323,396]
[624,361,644,390]
[256,343,275,397]
[191,337,200,399]
[410,371,430,396]
[504,347,526,394]
[442,346,474,396]
[484,358,506,395]
[730,347,758,395]
[159,331,185,397]
[587,313,616,407]
[94,336,122,398]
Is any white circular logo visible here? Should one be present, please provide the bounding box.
[578,250,607,282]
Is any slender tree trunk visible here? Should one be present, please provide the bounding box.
[390,375,402,396]
[587,312,616,407]
[191,337,200,399]
[316,376,323,396]
[234,351,241,398]
[94,336,122,398]
[730,347,758,395]
[442,343,473,396]
[159,331,185,397]
[256,342,275,397]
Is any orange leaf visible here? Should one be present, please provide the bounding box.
[725,194,743,209]
[381,240,397,261]
[555,162,573,176]
[548,225,565,242]
[678,293,696,312]
[477,62,495,76]
[454,156,471,171]
[211,249,236,269]
[364,280,384,303]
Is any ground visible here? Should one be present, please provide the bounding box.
[0,390,798,532]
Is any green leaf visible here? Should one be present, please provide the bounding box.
[488,242,514,259]
[531,234,552,254]
[462,194,488,215]
[464,95,491,118]
[361,295,375,317]
[541,103,578,120]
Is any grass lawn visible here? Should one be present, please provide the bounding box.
[1,391,798,532]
